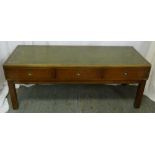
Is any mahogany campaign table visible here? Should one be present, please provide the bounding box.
[3,45,151,110]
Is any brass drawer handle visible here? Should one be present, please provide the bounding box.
[28,73,32,76]
[123,72,128,76]
[76,73,81,77]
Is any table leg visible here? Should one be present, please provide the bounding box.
[134,80,146,108]
[8,81,19,110]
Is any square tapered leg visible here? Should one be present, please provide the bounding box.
[8,81,19,110]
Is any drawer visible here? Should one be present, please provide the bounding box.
[4,67,150,82]
[101,68,150,80]
[56,67,150,81]
[56,68,102,80]
[4,68,55,81]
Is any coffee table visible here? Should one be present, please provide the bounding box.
[3,45,151,110]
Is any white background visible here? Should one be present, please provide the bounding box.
[0,0,155,155]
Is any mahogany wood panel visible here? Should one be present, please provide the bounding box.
[56,68,102,80]
[4,66,150,82]
[100,67,150,80]
[4,67,55,81]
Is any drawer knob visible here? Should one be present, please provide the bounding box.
[123,72,128,76]
[76,73,81,77]
[28,73,32,76]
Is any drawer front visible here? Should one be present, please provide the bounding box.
[101,68,150,80]
[56,67,150,81]
[5,68,55,81]
[56,68,102,80]
[4,67,150,82]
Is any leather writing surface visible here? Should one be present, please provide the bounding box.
[4,45,151,67]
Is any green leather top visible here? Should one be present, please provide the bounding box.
[4,45,151,67]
